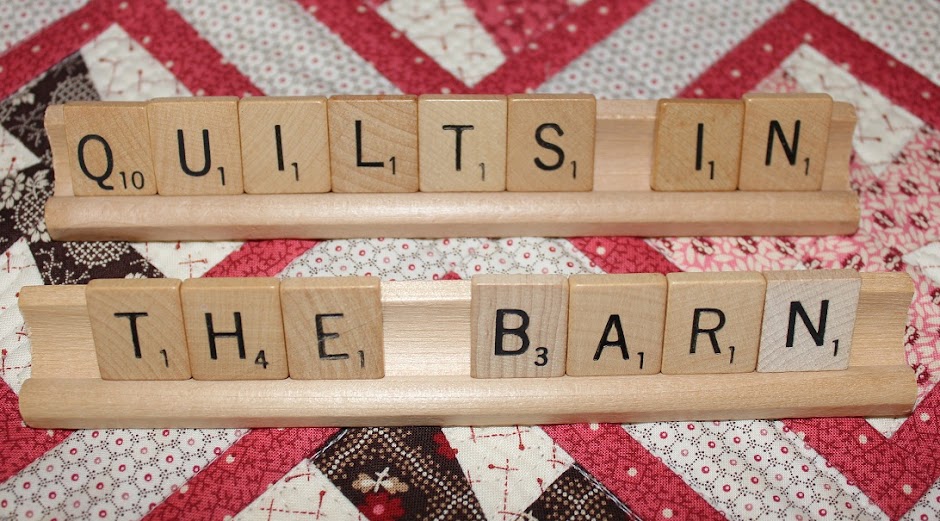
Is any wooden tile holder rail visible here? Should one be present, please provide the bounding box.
[18,272,914,429]
[42,100,860,242]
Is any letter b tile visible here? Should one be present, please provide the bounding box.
[471,274,568,378]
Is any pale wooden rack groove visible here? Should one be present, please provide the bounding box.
[19,273,914,428]
[43,100,860,241]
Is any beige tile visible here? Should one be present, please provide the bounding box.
[651,99,744,191]
[328,95,418,192]
[471,274,568,378]
[239,96,331,194]
[757,269,861,372]
[661,272,766,374]
[86,278,191,380]
[280,277,384,380]
[181,277,288,380]
[418,94,507,192]
[566,274,666,376]
[738,93,833,191]
[506,94,595,192]
[148,96,243,195]
[64,101,157,196]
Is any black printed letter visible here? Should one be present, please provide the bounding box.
[594,314,629,361]
[690,308,725,354]
[495,309,530,355]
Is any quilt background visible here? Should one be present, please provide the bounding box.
[1,0,939,519]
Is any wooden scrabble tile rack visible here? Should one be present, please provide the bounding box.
[42,98,860,242]
[18,272,914,429]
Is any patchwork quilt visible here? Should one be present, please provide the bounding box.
[1,1,939,519]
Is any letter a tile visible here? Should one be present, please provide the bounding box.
[756,269,861,372]
[86,278,190,380]
[506,94,595,192]
[471,274,568,378]
[148,97,244,195]
[651,99,744,191]
[280,277,384,380]
[566,274,666,376]
[737,93,833,191]
[181,278,288,380]
[661,272,766,374]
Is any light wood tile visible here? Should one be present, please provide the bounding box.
[566,274,666,376]
[651,99,744,191]
[757,269,861,372]
[328,95,418,192]
[239,96,331,194]
[738,93,833,191]
[418,94,507,192]
[661,272,766,374]
[471,274,568,378]
[148,97,243,195]
[86,278,190,380]
[181,277,288,380]
[64,102,157,196]
[506,94,595,192]
[280,277,384,380]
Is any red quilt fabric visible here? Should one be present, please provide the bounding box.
[1,1,939,519]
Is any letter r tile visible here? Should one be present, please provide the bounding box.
[661,272,765,375]
[280,276,384,380]
[756,269,860,372]
[471,274,568,378]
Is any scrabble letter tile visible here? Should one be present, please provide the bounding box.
[756,269,861,372]
[738,93,833,191]
[239,96,331,194]
[661,272,766,374]
[328,95,418,192]
[64,102,157,196]
[418,94,507,192]
[181,278,288,380]
[148,97,244,195]
[651,99,744,191]
[86,278,190,380]
[566,274,666,376]
[506,94,595,192]
[280,277,384,380]
[471,274,568,378]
